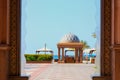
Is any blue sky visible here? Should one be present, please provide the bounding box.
[21,0,100,55]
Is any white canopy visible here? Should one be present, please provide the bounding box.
[36,47,53,52]
[83,48,96,53]
[36,43,53,54]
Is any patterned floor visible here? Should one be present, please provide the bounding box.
[24,63,96,80]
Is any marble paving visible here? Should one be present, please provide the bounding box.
[24,63,96,80]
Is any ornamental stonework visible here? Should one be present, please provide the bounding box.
[103,0,111,76]
[9,0,19,75]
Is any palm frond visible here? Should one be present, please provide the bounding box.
[80,40,90,50]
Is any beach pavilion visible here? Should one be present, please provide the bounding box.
[57,33,83,63]
[36,44,53,55]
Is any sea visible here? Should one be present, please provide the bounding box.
[53,55,60,59]
[53,53,96,59]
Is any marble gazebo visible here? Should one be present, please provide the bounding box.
[57,33,83,63]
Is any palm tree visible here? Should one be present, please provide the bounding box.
[80,40,90,50]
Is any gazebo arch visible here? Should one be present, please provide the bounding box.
[57,33,83,63]
[65,48,75,57]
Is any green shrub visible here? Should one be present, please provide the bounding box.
[24,54,53,61]
[25,55,36,61]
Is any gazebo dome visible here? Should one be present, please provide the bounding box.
[60,33,80,43]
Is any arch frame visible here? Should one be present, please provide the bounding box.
[4,0,112,80]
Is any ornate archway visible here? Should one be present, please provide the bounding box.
[1,0,120,80]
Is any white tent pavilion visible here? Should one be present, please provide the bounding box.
[83,48,96,54]
[36,44,53,55]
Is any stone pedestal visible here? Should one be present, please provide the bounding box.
[92,76,111,80]
[111,45,120,80]
[0,45,9,80]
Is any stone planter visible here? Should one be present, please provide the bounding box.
[26,60,52,63]
[54,59,58,62]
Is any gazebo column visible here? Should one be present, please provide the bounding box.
[78,48,80,62]
[62,47,65,63]
[79,49,83,63]
[65,50,67,57]
[58,47,61,63]
[75,48,79,63]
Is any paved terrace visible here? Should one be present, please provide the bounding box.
[24,63,96,80]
